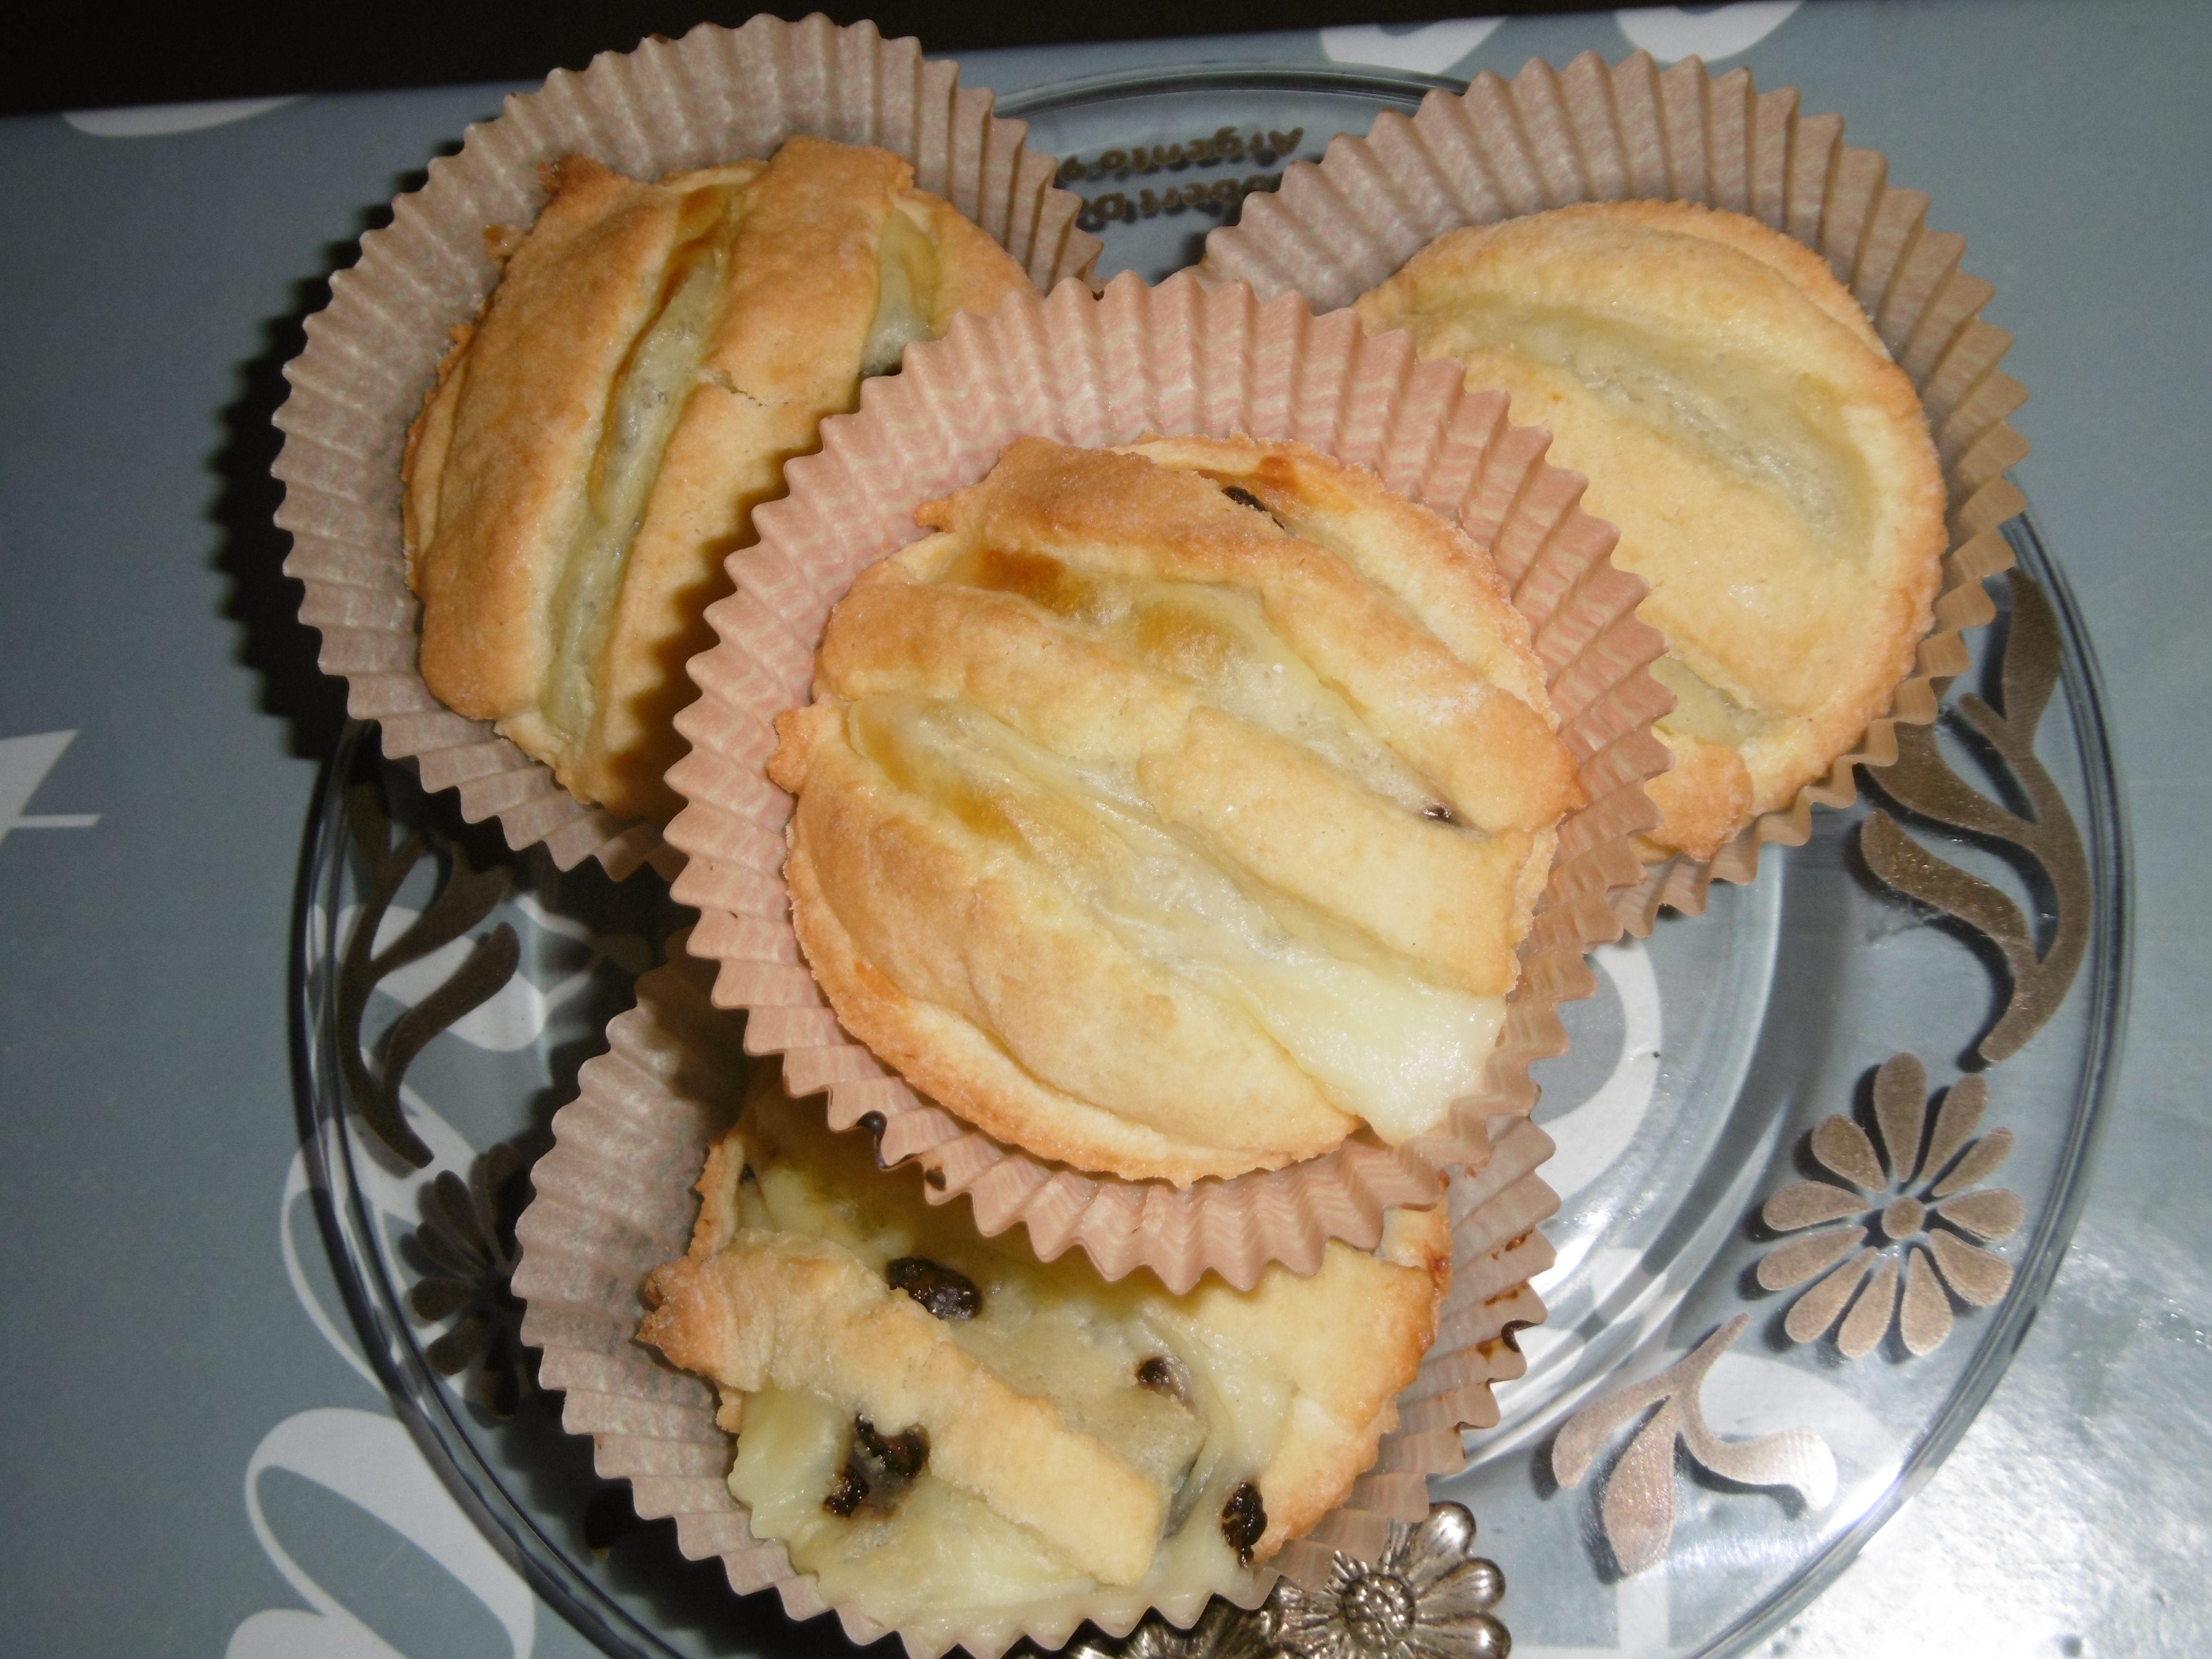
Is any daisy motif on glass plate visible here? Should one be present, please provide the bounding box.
[1057,1506,1509,1659]
[408,1146,535,1413]
[1271,1504,1508,1659]
[1756,1054,2025,1358]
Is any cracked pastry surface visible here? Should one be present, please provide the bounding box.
[402,136,1033,822]
[765,435,1581,1183]
[1355,200,1947,863]
[637,1074,1450,1635]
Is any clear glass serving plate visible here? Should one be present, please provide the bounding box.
[293,66,2129,1659]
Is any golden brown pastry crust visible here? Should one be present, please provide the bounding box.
[1355,199,1947,862]
[406,156,688,726]
[403,139,1034,822]
[768,436,1578,1183]
[781,794,1338,1183]
[637,1076,1448,1605]
[646,1232,1168,1585]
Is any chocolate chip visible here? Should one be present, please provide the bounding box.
[1135,1355,1193,1408]
[924,1166,947,1190]
[1222,486,1269,513]
[826,1418,929,1518]
[823,1466,868,1517]
[886,1257,982,1320]
[1424,804,1457,824]
[1221,1481,1267,1564]
[855,1418,930,1480]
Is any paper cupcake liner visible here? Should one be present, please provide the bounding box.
[659,267,1670,1291]
[511,939,1557,1655]
[273,13,1103,882]
[1199,50,2029,933]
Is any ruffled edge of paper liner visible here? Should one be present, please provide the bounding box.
[271,12,1103,884]
[511,938,1560,1658]
[1198,48,2030,934]
[659,266,1671,1293]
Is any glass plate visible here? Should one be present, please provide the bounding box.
[294,66,2129,1659]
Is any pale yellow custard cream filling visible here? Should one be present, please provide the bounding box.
[860,204,945,378]
[544,177,757,744]
[768,435,1580,1183]
[638,1080,1449,1643]
[544,184,951,763]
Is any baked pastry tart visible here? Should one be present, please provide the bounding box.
[402,135,1034,822]
[1355,200,1947,863]
[638,1072,1450,1632]
[766,435,1582,1184]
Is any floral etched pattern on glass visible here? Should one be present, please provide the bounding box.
[1757,1054,2024,1358]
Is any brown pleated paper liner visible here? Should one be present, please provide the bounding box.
[272,13,1103,882]
[1199,50,2029,933]
[511,941,1559,1655]
[660,267,1671,1292]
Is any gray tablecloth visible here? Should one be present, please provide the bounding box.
[2,1,2203,1653]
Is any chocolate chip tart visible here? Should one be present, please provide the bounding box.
[637,1069,1448,1639]
[512,943,1554,1657]
[275,14,1099,880]
[663,269,1671,1290]
[1200,51,2029,930]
